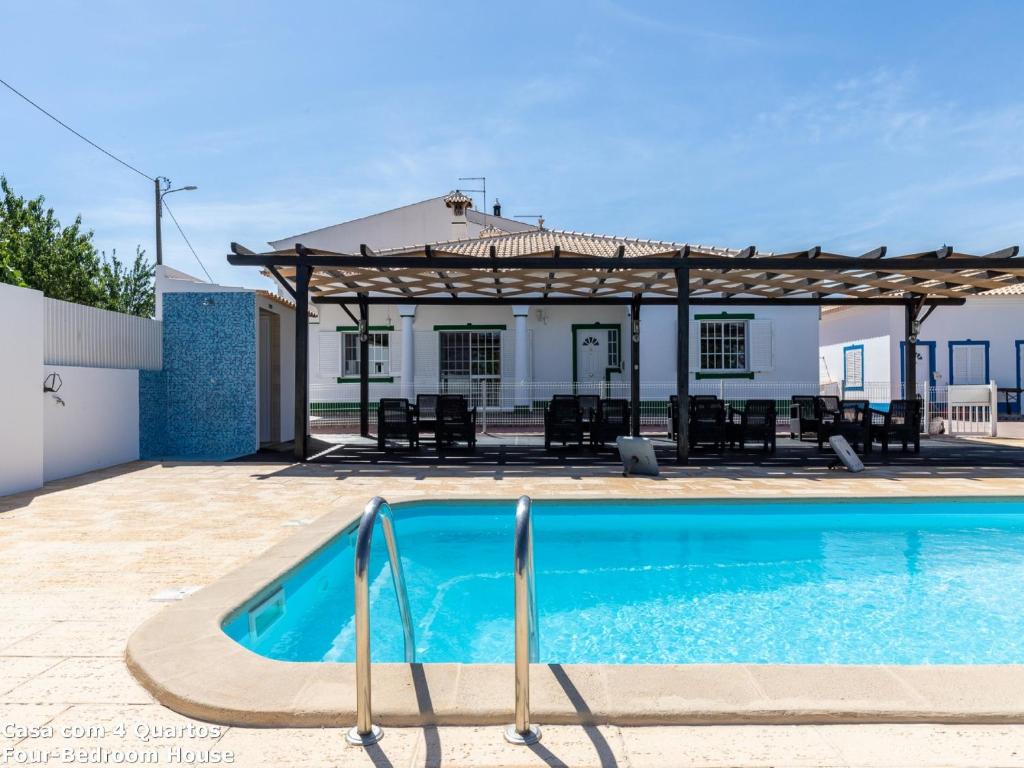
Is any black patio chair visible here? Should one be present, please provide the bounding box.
[577,394,601,442]
[414,394,439,444]
[869,399,921,453]
[817,399,871,452]
[668,394,718,440]
[376,398,417,451]
[590,399,631,448]
[436,394,477,450]
[727,399,777,452]
[689,398,727,451]
[790,395,819,440]
[544,396,584,449]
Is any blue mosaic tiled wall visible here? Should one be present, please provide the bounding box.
[139,291,258,461]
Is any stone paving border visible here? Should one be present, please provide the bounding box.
[126,495,1024,728]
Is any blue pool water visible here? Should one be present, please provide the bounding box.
[224,498,1024,665]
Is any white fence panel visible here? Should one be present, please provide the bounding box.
[44,298,162,370]
[946,382,998,437]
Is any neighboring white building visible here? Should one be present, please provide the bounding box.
[820,285,1024,411]
[267,193,821,410]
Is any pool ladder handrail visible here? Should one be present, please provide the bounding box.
[505,495,542,745]
[346,496,415,747]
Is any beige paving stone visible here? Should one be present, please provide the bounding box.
[0,657,64,695]
[2,621,143,658]
[217,725,423,768]
[0,703,68,747]
[411,724,628,768]
[620,724,846,768]
[6,658,153,705]
[819,723,1024,768]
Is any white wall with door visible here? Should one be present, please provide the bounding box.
[820,297,1024,399]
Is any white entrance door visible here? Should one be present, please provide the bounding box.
[576,329,609,390]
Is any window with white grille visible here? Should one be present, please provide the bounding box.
[341,332,390,376]
[606,328,621,368]
[699,320,747,371]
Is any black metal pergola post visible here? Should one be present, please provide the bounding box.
[675,264,690,463]
[292,260,311,462]
[630,295,641,437]
[904,299,917,400]
[358,299,370,438]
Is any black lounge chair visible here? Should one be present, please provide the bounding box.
[727,399,777,452]
[377,398,418,451]
[590,399,631,448]
[869,399,921,453]
[790,395,820,440]
[668,394,718,440]
[577,394,601,442]
[689,398,727,451]
[414,394,439,444]
[544,396,584,449]
[436,394,476,449]
[818,399,870,452]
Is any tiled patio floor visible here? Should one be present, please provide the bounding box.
[2,458,1024,767]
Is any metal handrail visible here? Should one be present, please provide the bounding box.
[504,495,541,745]
[346,496,415,747]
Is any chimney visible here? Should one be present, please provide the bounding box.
[443,189,473,240]
[493,199,502,218]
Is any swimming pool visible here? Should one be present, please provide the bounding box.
[224,498,1024,665]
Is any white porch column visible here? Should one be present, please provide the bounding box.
[399,305,415,400]
[513,306,530,407]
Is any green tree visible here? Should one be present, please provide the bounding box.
[0,176,155,317]
[98,247,155,317]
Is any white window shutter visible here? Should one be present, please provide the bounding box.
[688,322,701,370]
[317,331,340,378]
[844,347,863,388]
[953,345,985,384]
[389,330,402,375]
[749,320,774,372]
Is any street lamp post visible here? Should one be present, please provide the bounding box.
[154,177,198,266]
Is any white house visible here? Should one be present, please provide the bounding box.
[266,192,820,420]
[820,285,1024,412]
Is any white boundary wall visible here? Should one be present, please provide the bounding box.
[0,282,45,495]
[1,283,161,496]
[43,366,140,481]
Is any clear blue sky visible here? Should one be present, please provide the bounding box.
[3,1,1024,289]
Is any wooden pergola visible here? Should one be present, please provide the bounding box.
[227,231,1024,464]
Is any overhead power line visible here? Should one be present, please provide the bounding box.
[162,199,213,282]
[0,76,154,181]
[0,76,214,281]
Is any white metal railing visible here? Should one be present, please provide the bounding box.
[946,382,998,437]
[44,297,162,370]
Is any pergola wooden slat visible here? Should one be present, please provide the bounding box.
[227,233,1024,464]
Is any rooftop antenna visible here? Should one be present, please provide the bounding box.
[458,176,486,221]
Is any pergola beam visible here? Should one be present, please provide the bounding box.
[312,295,967,307]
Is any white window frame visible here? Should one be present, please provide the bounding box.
[341,331,390,377]
[698,319,749,373]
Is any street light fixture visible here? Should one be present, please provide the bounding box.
[154,177,198,266]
